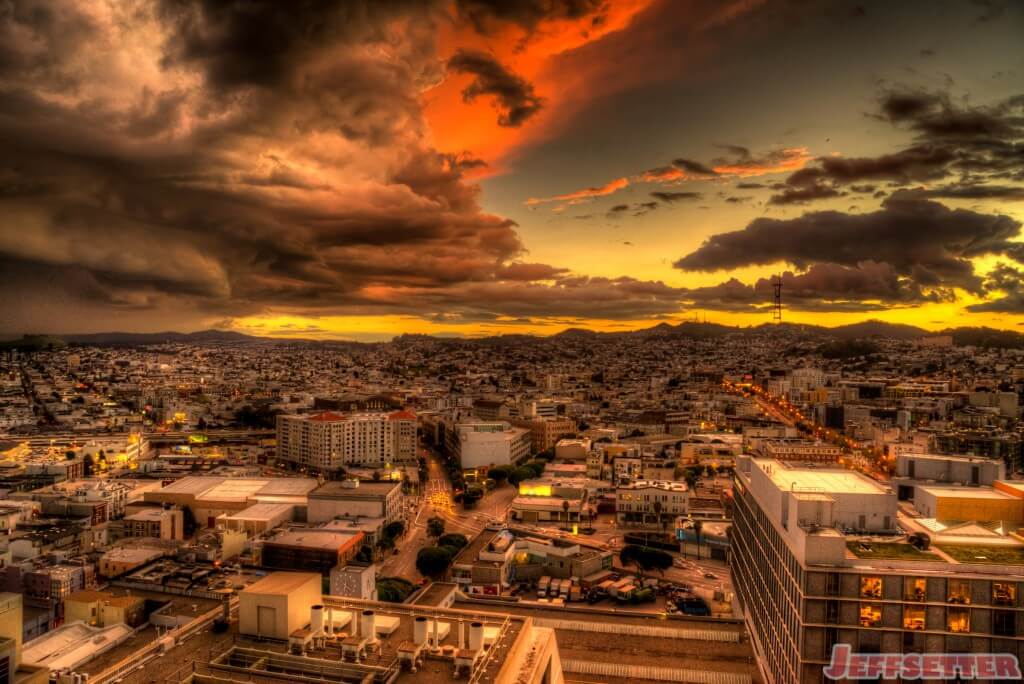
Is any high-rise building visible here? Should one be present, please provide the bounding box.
[731,455,1024,683]
[276,410,416,470]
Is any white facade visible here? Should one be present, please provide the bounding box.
[276,411,416,470]
[454,422,531,470]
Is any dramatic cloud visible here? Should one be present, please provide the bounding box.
[651,191,702,203]
[526,177,630,205]
[684,262,948,312]
[447,49,544,127]
[454,0,607,33]
[676,192,1022,293]
[0,0,684,333]
[770,89,1024,203]
[535,146,811,207]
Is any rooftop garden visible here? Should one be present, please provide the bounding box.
[846,541,941,561]
[937,544,1024,565]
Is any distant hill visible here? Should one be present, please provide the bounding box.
[0,329,345,349]
[943,326,1024,349]
[827,320,929,340]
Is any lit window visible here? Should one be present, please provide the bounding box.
[859,603,882,627]
[860,576,882,599]
[993,582,1017,607]
[905,578,926,602]
[948,579,970,604]
[903,606,925,631]
[947,607,970,633]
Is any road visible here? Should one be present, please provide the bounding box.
[379,446,516,579]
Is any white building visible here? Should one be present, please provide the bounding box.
[276,410,416,470]
[447,422,531,471]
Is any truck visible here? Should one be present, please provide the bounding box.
[537,576,551,599]
[569,585,582,602]
[559,579,571,600]
[550,578,562,598]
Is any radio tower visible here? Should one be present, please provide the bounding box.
[772,274,783,323]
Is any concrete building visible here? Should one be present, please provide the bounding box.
[275,410,416,471]
[512,416,576,455]
[329,564,377,600]
[892,452,1005,501]
[98,546,166,578]
[239,572,322,641]
[144,476,318,529]
[262,529,365,575]
[732,455,1024,683]
[307,480,402,524]
[445,421,531,471]
[124,507,185,540]
[615,480,689,529]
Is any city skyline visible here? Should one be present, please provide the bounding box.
[1,0,1023,341]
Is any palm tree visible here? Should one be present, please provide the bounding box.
[693,519,704,561]
[561,500,570,529]
[651,500,662,543]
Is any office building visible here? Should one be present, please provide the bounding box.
[732,455,1024,683]
[276,410,417,471]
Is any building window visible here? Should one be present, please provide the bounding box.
[905,577,926,602]
[994,610,1016,637]
[903,606,925,631]
[993,582,1017,607]
[825,600,839,624]
[826,573,840,596]
[860,576,882,599]
[859,603,882,627]
[948,579,970,604]
[947,607,970,633]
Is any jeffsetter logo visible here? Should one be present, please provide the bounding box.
[824,644,1022,680]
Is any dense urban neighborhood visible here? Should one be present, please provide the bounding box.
[0,324,1023,683]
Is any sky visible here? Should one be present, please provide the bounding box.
[0,0,1023,341]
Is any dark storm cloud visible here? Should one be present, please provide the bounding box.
[968,264,1024,313]
[0,0,684,332]
[675,192,1022,294]
[651,191,702,203]
[683,262,945,312]
[769,182,842,205]
[672,158,718,175]
[454,0,606,33]
[447,49,544,127]
[770,89,1024,204]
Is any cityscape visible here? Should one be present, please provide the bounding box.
[1,2,1023,684]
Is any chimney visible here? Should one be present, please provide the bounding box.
[351,609,360,637]
[361,610,376,643]
[310,605,324,636]
[413,616,427,645]
[468,621,484,651]
[432,616,439,648]
[458,619,465,649]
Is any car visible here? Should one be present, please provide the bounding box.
[704,572,717,579]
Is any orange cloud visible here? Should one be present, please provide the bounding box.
[526,177,630,205]
[423,1,655,167]
[711,147,811,177]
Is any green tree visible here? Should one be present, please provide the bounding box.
[427,516,445,539]
[383,521,405,540]
[488,466,511,486]
[416,546,455,578]
[377,577,416,603]
[438,533,469,551]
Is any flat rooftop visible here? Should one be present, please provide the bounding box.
[757,458,888,495]
[242,571,320,595]
[311,481,400,498]
[918,485,1017,500]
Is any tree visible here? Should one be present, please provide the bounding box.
[438,533,468,551]
[620,545,673,579]
[488,466,510,486]
[377,577,416,603]
[427,516,445,539]
[416,546,454,578]
[384,521,405,540]
[561,500,570,526]
[693,520,704,561]
[372,470,382,482]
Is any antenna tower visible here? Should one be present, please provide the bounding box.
[772,274,782,323]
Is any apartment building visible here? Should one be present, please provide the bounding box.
[615,480,689,529]
[123,507,185,540]
[731,455,1024,683]
[511,416,576,455]
[275,410,416,470]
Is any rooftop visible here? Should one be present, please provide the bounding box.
[757,458,888,495]
[242,571,320,596]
